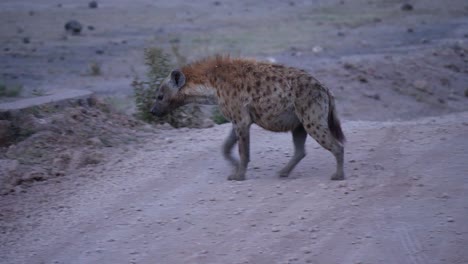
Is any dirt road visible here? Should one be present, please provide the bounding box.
[1,112,467,264]
[1,0,468,263]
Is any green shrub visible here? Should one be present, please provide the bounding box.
[132,47,172,123]
[0,82,22,97]
[89,62,102,76]
[132,47,217,128]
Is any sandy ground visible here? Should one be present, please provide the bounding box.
[1,113,468,264]
[1,0,468,264]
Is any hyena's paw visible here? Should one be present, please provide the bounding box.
[331,172,345,181]
[228,173,246,181]
[278,169,290,178]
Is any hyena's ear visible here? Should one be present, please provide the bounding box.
[170,69,186,90]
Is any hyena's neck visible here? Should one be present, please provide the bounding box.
[182,84,218,105]
[180,58,228,106]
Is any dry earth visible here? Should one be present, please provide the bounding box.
[1,113,468,264]
[1,0,468,264]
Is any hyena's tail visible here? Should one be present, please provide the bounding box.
[327,90,346,144]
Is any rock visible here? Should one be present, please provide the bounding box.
[88,25,95,31]
[88,1,98,8]
[358,76,368,83]
[65,20,82,35]
[312,46,323,53]
[364,93,380,100]
[401,3,413,11]
[464,88,468,97]
[22,37,30,44]
[21,169,47,183]
[87,137,104,146]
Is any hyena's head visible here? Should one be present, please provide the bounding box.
[150,69,186,117]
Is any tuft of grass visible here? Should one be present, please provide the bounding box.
[0,82,23,97]
[89,62,102,76]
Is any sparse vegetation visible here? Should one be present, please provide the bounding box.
[89,61,102,76]
[132,47,214,128]
[212,107,229,124]
[132,47,172,123]
[0,82,23,97]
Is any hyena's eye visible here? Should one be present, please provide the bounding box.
[157,94,164,100]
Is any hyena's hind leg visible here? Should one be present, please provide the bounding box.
[278,125,307,177]
[297,94,345,180]
[222,127,239,168]
[303,121,345,180]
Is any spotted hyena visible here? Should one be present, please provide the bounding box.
[151,56,345,181]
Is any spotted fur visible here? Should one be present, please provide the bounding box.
[151,55,345,181]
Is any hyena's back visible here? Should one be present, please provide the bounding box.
[216,62,332,134]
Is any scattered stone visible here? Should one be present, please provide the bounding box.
[312,46,323,53]
[447,217,455,223]
[87,137,103,146]
[364,93,380,100]
[343,62,354,70]
[358,76,368,83]
[271,227,281,232]
[22,37,30,44]
[88,25,95,31]
[440,193,450,199]
[95,49,104,55]
[337,31,345,37]
[464,88,468,97]
[401,3,413,11]
[213,1,221,5]
[88,1,98,8]
[65,20,82,35]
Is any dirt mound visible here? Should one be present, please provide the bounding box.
[0,97,150,194]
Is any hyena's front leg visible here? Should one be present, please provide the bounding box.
[228,124,251,181]
[278,125,307,177]
[222,127,239,168]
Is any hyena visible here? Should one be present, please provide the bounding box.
[151,56,345,181]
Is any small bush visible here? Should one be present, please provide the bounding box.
[132,47,172,123]
[0,82,23,97]
[89,62,101,76]
[133,47,215,128]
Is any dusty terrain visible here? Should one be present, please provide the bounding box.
[1,0,468,264]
